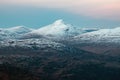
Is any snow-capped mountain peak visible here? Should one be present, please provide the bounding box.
[53,19,64,26]
[28,19,78,38]
[24,20,100,39]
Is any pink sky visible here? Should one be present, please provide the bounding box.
[1,0,120,20]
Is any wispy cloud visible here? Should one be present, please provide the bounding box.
[1,0,120,20]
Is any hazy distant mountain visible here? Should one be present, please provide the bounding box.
[0,26,33,40]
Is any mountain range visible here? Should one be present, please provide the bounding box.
[0,19,120,43]
[0,19,99,40]
[0,20,120,80]
[0,19,120,55]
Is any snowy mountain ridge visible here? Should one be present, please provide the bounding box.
[74,27,120,43]
[27,19,80,38]
[0,26,33,40]
[0,19,120,43]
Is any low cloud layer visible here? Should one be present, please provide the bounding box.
[1,0,120,20]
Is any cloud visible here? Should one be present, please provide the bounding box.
[1,0,120,20]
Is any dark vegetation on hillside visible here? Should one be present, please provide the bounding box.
[0,47,120,80]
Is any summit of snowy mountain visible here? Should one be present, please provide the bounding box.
[53,19,64,26]
[25,19,79,39]
[74,27,120,43]
[31,19,77,36]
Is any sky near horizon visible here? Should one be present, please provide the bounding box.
[0,0,120,28]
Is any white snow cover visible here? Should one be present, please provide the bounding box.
[74,27,120,42]
[0,26,33,40]
[1,20,120,43]
[6,26,34,33]
[0,38,66,49]
[0,20,100,40]
[0,26,33,33]
[29,19,78,37]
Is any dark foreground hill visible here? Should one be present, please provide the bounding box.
[0,45,120,80]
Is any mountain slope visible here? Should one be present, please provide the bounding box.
[0,26,33,40]
[6,26,33,34]
[24,19,81,39]
[74,27,120,43]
